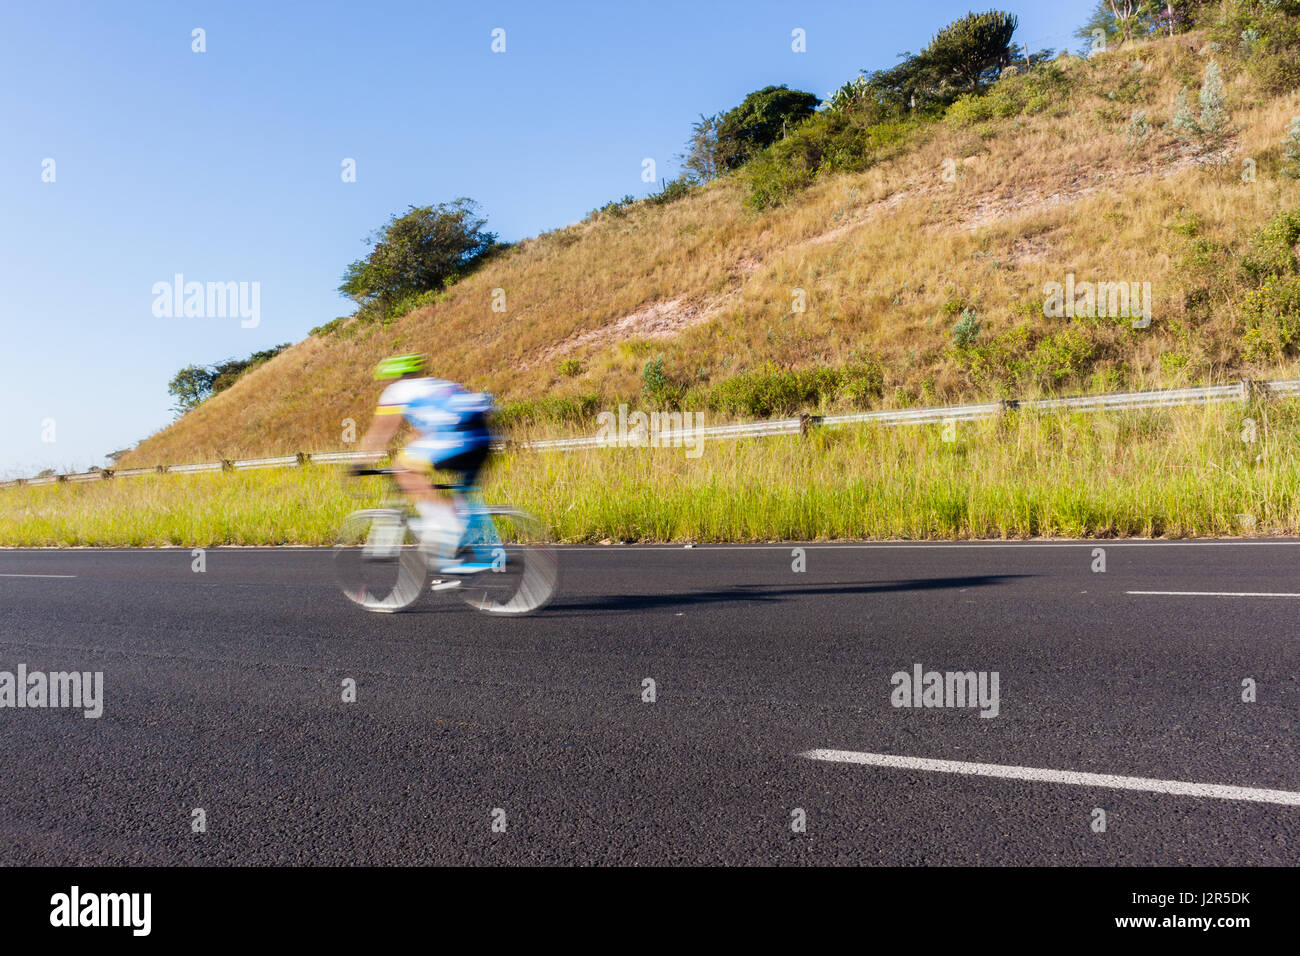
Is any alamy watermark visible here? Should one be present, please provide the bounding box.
[0,665,103,718]
[890,663,999,718]
[1043,274,1151,328]
[595,404,706,458]
[50,886,150,936]
[152,274,260,328]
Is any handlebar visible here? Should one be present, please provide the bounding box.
[345,465,466,491]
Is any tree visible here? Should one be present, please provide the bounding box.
[860,10,1020,114]
[683,113,724,181]
[209,344,291,393]
[686,86,820,177]
[1105,1,1142,43]
[1170,87,1199,138]
[1073,0,1217,50]
[1198,59,1228,136]
[1169,60,1231,142]
[918,10,1019,97]
[339,199,497,311]
[168,365,215,415]
[166,344,290,417]
[1074,0,1124,50]
[717,86,821,166]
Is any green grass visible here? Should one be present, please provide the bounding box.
[4,401,1299,546]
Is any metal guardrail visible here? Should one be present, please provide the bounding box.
[0,378,1286,489]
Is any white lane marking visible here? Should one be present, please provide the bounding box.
[0,573,77,578]
[1127,590,1300,598]
[799,750,1300,806]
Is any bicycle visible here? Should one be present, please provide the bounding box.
[334,468,557,615]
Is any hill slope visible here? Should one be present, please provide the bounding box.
[123,31,1300,467]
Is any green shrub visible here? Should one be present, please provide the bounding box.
[493,393,603,429]
[1241,208,1300,282]
[742,151,817,210]
[591,195,637,219]
[1242,276,1300,360]
[944,62,1068,127]
[558,358,583,378]
[951,308,981,347]
[648,174,697,206]
[1169,209,1201,238]
[1124,109,1151,147]
[641,354,686,405]
[384,288,444,320]
[701,361,883,417]
[837,363,887,407]
[1029,327,1099,386]
[1198,60,1229,136]
[958,323,1034,395]
[1160,351,1190,375]
[1210,1,1300,95]
[1247,49,1300,94]
[957,323,1101,395]
[742,113,924,209]
[310,317,350,337]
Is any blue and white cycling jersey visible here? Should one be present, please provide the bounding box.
[377,377,493,460]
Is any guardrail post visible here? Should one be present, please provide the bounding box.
[1240,378,1254,404]
[56,474,67,483]
[156,465,167,474]
[220,460,234,472]
[295,452,310,466]
[999,399,1020,415]
[799,414,823,436]
[101,469,114,479]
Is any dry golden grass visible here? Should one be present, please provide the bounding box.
[120,32,1300,469]
[12,401,1300,546]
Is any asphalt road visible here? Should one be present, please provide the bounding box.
[0,542,1296,865]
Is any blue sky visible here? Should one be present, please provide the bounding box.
[0,0,1094,475]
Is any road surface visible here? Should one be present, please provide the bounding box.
[0,542,1296,865]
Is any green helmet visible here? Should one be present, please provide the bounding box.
[374,354,425,380]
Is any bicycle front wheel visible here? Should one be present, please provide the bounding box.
[455,507,558,615]
[334,508,426,613]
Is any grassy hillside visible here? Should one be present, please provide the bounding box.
[122,27,1300,469]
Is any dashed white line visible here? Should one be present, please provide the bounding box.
[1127,590,1300,598]
[799,750,1300,806]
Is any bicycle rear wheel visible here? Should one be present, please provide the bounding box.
[334,508,426,612]
[454,507,557,615]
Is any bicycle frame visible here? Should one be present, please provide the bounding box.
[352,470,503,562]
[340,468,556,614]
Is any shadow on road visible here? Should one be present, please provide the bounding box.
[547,574,1032,615]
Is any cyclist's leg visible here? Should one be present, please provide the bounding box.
[394,441,463,557]
[391,450,439,506]
[428,439,493,571]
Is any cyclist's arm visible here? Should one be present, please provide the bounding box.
[359,402,403,456]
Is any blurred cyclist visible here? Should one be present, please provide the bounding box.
[357,354,495,573]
